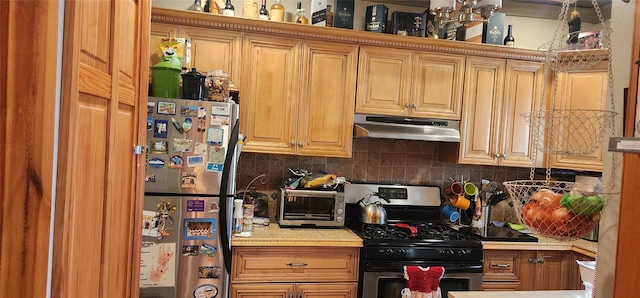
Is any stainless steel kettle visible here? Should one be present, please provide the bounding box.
[357,192,391,224]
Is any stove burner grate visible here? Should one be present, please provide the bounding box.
[358,222,469,241]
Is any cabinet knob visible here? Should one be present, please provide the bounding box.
[298,142,304,147]
[411,104,417,110]
[528,258,544,264]
[494,153,500,158]
[405,103,410,109]
[291,140,296,146]
[501,153,507,159]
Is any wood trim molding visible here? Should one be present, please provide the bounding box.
[152,7,547,61]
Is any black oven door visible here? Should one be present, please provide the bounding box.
[361,261,483,298]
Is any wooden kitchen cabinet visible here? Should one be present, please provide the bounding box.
[483,250,573,291]
[180,26,243,88]
[547,68,609,171]
[231,283,357,298]
[355,46,464,120]
[240,35,357,157]
[459,58,544,167]
[231,246,359,298]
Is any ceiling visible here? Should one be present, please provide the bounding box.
[376,0,612,23]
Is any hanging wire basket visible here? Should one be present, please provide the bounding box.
[538,0,611,73]
[503,180,615,240]
[523,109,617,155]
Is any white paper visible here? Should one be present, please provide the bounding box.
[142,210,159,237]
[140,242,176,288]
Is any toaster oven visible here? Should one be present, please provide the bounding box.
[277,189,345,227]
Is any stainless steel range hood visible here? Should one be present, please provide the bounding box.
[353,114,460,143]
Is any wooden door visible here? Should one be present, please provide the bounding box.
[52,0,149,297]
[458,57,506,165]
[499,60,545,167]
[297,41,358,158]
[231,283,293,298]
[1,0,59,297]
[181,26,243,88]
[355,46,412,116]
[297,282,358,298]
[548,70,608,171]
[240,34,301,155]
[411,53,465,120]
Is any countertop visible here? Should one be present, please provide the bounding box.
[448,290,587,298]
[481,234,598,258]
[231,223,597,256]
[231,224,363,247]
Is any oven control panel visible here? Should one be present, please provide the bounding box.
[366,246,482,261]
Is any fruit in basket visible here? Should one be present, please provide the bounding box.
[522,189,600,238]
[560,193,604,215]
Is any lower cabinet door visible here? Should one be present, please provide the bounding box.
[231,283,294,298]
[297,282,358,298]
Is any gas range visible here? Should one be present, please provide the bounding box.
[343,183,484,298]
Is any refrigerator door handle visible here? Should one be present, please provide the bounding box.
[219,118,240,273]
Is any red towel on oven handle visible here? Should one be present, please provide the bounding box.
[403,266,445,293]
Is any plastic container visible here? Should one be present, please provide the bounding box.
[232,199,244,234]
[207,70,230,102]
[583,281,593,298]
[576,260,596,285]
[151,60,181,98]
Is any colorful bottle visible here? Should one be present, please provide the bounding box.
[270,0,285,22]
[325,4,334,27]
[503,24,515,47]
[232,199,243,234]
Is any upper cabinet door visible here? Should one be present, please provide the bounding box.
[355,46,412,116]
[240,34,301,155]
[297,41,358,158]
[459,57,506,165]
[181,26,243,88]
[500,60,545,167]
[548,70,608,171]
[411,53,465,120]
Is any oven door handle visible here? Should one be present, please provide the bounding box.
[365,263,483,274]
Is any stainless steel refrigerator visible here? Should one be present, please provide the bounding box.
[140,97,240,298]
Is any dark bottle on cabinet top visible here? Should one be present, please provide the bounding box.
[504,24,515,47]
[259,0,269,20]
[223,0,235,16]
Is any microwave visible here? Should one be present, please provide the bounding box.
[277,189,345,227]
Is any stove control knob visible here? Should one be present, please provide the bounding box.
[456,250,467,256]
[336,209,344,215]
[378,248,393,257]
[444,249,455,256]
[397,248,407,256]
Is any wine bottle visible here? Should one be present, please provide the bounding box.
[325,5,334,27]
[270,0,285,22]
[223,0,235,16]
[294,2,308,24]
[259,0,269,20]
[503,24,515,47]
[187,0,203,12]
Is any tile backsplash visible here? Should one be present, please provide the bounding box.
[236,138,533,191]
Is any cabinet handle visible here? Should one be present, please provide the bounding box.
[291,140,296,146]
[288,295,294,298]
[298,142,304,147]
[490,263,510,269]
[538,258,545,264]
[286,262,308,267]
[494,153,500,158]
[501,153,507,159]
[405,103,410,109]
[411,104,416,110]
[298,295,302,298]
